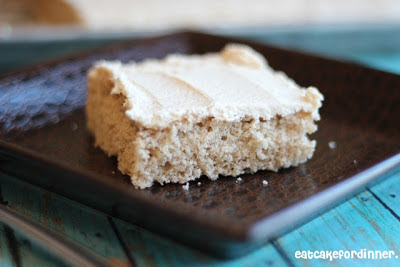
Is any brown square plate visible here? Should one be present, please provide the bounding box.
[1,32,399,258]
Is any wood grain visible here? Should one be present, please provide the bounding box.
[277,181,400,266]
[0,172,130,266]
[0,225,14,267]
[13,229,67,267]
[113,219,288,267]
[370,172,400,215]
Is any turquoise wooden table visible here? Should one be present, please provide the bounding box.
[1,26,400,267]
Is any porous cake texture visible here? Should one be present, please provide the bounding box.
[86,44,324,188]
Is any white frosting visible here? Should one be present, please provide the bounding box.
[93,44,323,129]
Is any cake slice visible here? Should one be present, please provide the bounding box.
[86,44,324,188]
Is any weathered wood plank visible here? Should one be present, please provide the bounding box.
[1,223,64,267]
[0,224,14,267]
[277,189,400,266]
[0,172,130,266]
[14,229,68,267]
[114,219,288,267]
[369,171,400,215]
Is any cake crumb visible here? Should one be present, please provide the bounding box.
[262,180,269,186]
[236,177,243,184]
[328,141,337,150]
[182,182,189,191]
[197,182,201,186]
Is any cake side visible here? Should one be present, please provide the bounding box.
[126,113,318,189]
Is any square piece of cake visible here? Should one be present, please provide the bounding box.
[86,44,323,188]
